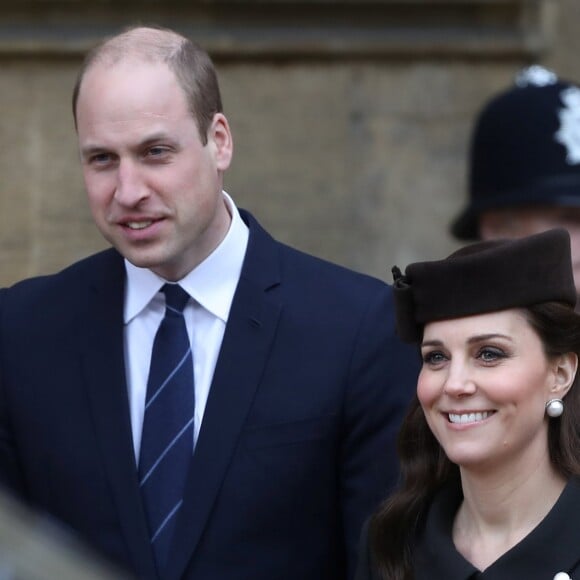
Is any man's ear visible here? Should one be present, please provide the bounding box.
[208,112,233,171]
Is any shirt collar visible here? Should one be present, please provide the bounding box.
[124,191,249,324]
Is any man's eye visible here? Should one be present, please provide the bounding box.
[147,146,169,157]
[89,153,113,165]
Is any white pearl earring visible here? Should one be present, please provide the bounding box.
[546,398,564,418]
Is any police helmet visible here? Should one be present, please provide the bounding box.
[451,66,580,240]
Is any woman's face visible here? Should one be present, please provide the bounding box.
[418,309,575,473]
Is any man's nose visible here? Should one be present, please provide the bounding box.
[114,159,149,206]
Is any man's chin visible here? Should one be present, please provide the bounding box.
[121,249,162,271]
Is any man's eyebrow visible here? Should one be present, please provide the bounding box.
[80,133,175,158]
[80,144,108,158]
[137,132,173,147]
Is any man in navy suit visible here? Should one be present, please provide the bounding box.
[0,26,418,580]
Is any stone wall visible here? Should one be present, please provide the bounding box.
[0,0,576,285]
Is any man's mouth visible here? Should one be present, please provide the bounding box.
[125,220,154,230]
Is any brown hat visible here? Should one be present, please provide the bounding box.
[392,228,576,343]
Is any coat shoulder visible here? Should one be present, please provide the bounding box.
[3,248,122,302]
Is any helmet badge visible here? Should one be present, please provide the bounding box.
[555,87,580,165]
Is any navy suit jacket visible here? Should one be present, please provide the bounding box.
[0,211,418,580]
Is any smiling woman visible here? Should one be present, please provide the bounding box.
[418,309,574,475]
[356,228,580,580]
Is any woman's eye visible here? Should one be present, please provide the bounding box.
[422,351,447,365]
[478,348,506,362]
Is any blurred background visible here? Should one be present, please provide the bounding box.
[1,0,579,285]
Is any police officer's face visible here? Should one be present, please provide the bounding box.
[479,206,580,300]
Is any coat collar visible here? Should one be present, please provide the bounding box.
[415,478,580,579]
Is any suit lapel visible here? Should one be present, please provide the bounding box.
[79,250,158,579]
[167,213,282,580]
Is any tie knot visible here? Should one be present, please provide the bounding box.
[162,284,190,313]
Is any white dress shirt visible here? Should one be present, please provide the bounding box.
[123,192,249,460]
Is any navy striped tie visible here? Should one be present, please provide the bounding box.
[139,283,195,572]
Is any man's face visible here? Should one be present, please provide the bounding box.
[480,205,580,297]
[75,59,233,281]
